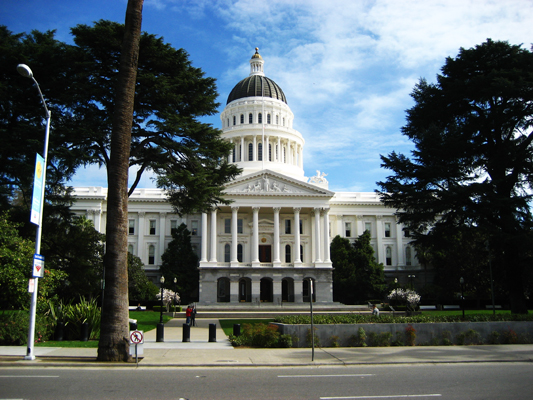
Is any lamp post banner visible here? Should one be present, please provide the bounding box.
[32,254,45,278]
[30,153,45,226]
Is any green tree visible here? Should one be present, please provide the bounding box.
[0,212,66,310]
[42,215,105,301]
[160,223,199,304]
[128,253,159,302]
[378,39,533,314]
[331,232,386,304]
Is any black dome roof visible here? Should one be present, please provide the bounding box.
[226,75,287,105]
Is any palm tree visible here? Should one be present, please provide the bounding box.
[97,0,143,362]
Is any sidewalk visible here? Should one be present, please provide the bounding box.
[1,318,532,367]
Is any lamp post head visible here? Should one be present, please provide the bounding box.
[17,64,33,79]
[160,276,165,284]
[174,277,177,284]
[460,277,464,285]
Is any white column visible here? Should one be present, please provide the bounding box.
[323,208,330,262]
[293,207,301,265]
[273,207,281,265]
[252,207,260,264]
[138,212,145,263]
[356,215,364,237]
[240,136,245,161]
[266,136,270,162]
[314,207,322,262]
[159,212,166,264]
[396,218,404,266]
[209,209,217,263]
[376,215,384,264]
[231,206,239,264]
[253,135,257,161]
[277,137,281,162]
[200,212,208,262]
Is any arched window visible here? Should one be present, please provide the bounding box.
[232,145,236,162]
[285,244,291,263]
[258,113,262,124]
[240,114,244,124]
[283,117,285,126]
[258,143,262,161]
[300,245,303,262]
[386,246,392,266]
[248,143,253,161]
[249,113,253,124]
[276,115,279,124]
[267,114,271,124]
[269,144,272,161]
[233,115,236,125]
[224,244,230,262]
[405,247,412,266]
[148,245,155,265]
[128,244,133,254]
[237,244,243,262]
[283,147,286,163]
[226,119,229,127]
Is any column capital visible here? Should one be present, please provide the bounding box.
[138,212,145,217]
[252,206,261,212]
[231,206,240,212]
[293,207,301,213]
[273,207,281,212]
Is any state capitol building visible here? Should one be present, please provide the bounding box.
[72,49,425,305]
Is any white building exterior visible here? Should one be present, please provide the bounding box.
[72,49,423,305]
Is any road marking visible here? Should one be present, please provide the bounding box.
[320,395,442,399]
[0,376,59,378]
[279,374,375,378]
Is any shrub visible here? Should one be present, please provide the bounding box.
[329,335,340,347]
[441,331,453,346]
[279,334,293,348]
[392,332,404,346]
[487,331,500,344]
[0,311,54,345]
[501,328,518,344]
[368,332,392,347]
[229,323,281,348]
[306,327,320,347]
[405,324,416,346]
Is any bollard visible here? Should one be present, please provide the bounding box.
[182,323,190,342]
[209,323,216,342]
[156,322,164,342]
[80,322,89,341]
[54,321,64,341]
[233,323,241,337]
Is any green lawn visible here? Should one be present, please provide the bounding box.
[219,319,275,336]
[35,311,170,348]
[421,309,527,317]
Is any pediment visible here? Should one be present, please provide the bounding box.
[224,170,334,197]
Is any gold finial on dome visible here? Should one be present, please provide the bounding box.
[251,47,263,59]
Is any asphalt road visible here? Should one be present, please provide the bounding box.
[1,362,532,399]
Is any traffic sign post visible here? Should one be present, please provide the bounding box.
[129,330,144,365]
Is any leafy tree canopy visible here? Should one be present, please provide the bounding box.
[128,253,159,302]
[1,21,240,217]
[160,223,199,304]
[331,231,386,304]
[377,39,533,313]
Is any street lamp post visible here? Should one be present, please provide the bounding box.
[17,64,51,361]
[156,276,165,342]
[408,274,415,289]
[460,277,465,318]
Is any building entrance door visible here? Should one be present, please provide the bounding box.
[259,245,272,262]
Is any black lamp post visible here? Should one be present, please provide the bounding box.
[156,276,165,342]
[460,277,465,318]
[408,274,415,289]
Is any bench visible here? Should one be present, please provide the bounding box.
[128,306,146,311]
[485,305,502,309]
[443,305,460,310]
[419,305,437,310]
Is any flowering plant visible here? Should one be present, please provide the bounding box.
[156,289,180,311]
[387,288,421,311]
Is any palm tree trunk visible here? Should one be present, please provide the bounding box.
[97,0,144,362]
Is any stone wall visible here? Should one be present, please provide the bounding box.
[272,321,533,347]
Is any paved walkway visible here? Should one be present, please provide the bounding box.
[1,319,533,367]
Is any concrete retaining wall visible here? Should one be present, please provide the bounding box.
[272,321,533,347]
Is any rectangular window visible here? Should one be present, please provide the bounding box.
[365,222,371,233]
[149,220,156,235]
[224,218,231,234]
[285,219,291,234]
[170,220,178,235]
[384,223,391,238]
[237,219,243,234]
[128,219,135,235]
[404,229,411,238]
[299,219,303,234]
[191,220,198,236]
[345,222,352,238]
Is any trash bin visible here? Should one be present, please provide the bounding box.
[156,322,164,342]
[129,321,138,330]
[209,323,216,342]
[182,323,190,342]
[233,324,241,337]
[80,322,89,341]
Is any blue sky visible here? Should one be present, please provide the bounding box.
[2,0,533,192]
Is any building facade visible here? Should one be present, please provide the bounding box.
[72,49,423,305]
